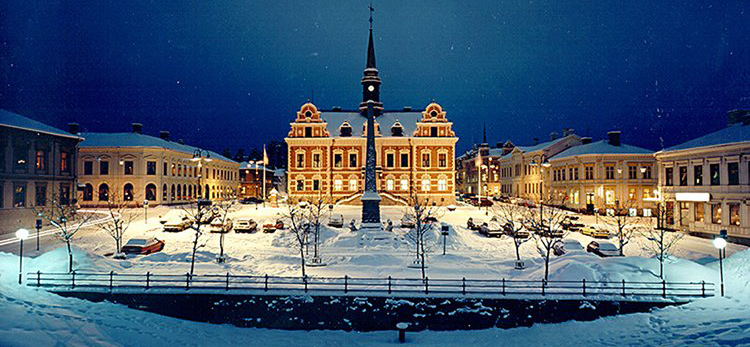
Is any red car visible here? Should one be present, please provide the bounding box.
[121,238,165,255]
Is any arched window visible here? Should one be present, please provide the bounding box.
[183,184,187,199]
[204,184,210,199]
[188,185,192,199]
[123,183,134,201]
[171,184,176,200]
[177,185,182,200]
[145,183,157,201]
[98,184,109,201]
[83,184,93,201]
[162,184,168,202]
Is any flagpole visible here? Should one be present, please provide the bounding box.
[263,145,267,208]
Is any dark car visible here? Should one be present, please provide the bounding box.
[240,197,263,204]
[121,238,165,255]
[467,217,483,231]
[586,240,621,257]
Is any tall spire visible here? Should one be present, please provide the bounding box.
[360,3,383,111]
[482,123,487,144]
[366,3,376,69]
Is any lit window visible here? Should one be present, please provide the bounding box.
[400,179,408,191]
[349,179,357,191]
[334,179,342,191]
[422,179,430,191]
[438,179,447,191]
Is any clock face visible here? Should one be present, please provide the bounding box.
[367,85,375,92]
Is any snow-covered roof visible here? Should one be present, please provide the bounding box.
[319,111,422,137]
[551,140,652,160]
[0,109,81,140]
[80,132,236,163]
[662,123,750,152]
[239,161,275,173]
[516,136,570,153]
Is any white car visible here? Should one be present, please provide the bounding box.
[163,212,191,232]
[234,218,257,233]
[328,214,344,228]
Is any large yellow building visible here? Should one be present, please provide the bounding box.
[285,21,458,206]
[78,124,239,207]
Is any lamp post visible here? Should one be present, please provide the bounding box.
[16,228,29,284]
[35,217,42,251]
[713,229,727,297]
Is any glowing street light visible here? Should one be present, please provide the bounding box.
[714,229,727,296]
[16,228,29,284]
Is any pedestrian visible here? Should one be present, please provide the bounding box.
[349,219,358,232]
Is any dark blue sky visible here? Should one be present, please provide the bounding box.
[1,1,748,155]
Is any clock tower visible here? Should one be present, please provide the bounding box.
[359,5,383,112]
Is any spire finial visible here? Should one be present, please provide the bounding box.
[483,123,487,144]
[368,3,374,28]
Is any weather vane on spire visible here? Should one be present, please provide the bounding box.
[368,3,374,28]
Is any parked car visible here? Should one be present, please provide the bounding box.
[240,197,262,204]
[401,214,416,228]
[210,218,233,233]
[467,217,484,231]
[163,214,191,232]
[234,218,257,233]
[199,210,218,224]
[480,220,504,238]
[470,197,493,207]
[262,219,283,233]
[503,223,531,238]
[553,239,585,255]
[587,240,621,257]
[581,226,610,238]
[328,214,344,228]
[424,216,439,223]
[561,216,585,231]
[121,238,165,255]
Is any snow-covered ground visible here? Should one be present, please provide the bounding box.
[1,244,748,346]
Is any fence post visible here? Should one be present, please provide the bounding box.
[582,279,586,297]
[701,281,706,298]
[502,278,506,296]
[662,280,666,298]
[344,275,348,294]
[109,271,114,291]
[226,272,230,291]
[146,272,150,290]
[424,277,429,295]
[541,279,545,296]
[186,273,190,290]
[71,271,76,289]
[264,274,268,292]
[36,271,41,287]
[462,277,466,295]
[304,275,308,293]
[621,279,625,297]
[388,276,392,294]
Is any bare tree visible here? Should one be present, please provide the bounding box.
[280,203,310,278]
[35,193,95,273]
[181,200,214,275]
[404,193,443,280]
[644,203,683,279]
[97,192,141,257]
[600,199,645,256]
[492,202,531,267]
[526,196,569,281]
[213,200,235,263]
[305,197,330,265]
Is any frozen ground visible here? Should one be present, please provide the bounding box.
[12,203,739,284]
[0,245,748,346]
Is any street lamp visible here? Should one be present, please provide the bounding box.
[16,228,29,284]
[713,229,728,297]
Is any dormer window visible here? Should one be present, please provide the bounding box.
[430,110,438,118]
[339,121,352,137]
[391,121,404,136]
[305,111,312,118]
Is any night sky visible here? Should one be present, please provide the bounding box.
[1,1,748,155]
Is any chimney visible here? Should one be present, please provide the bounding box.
[159,131,170,141]
[563,128,575,137]
[608,131,621,146]
[727,109,750,126]
[533,138,539,145]
[178,139,185,145]
[402,106,413,111]
[67,123,80,135]
[549,132,559,141]
[131,123,143,134]
[332,106,342,111]
[581,137,592,145]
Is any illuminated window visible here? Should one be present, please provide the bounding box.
[438,153,447,168]
[422,179,430,191]
[334,179,342,191]
[694,202,704,223]
[35,150,46,171]
[386,179,394,190]
[605,166,614,179]
[421,153,430,168]
[711,204,721,224]
[729,203,740,226]
[400,179,408,191]
[438,179,447,191]
[349,179,357,191]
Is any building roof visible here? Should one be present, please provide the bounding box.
[319,111,423,137]
[0,109,81,139]
[662,123,750,152]
[515,136,569,153]
[80,132,236,163]
[239,161,275,173]
[551,140,652,160]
